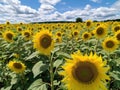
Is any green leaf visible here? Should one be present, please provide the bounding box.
[1,85,12,90]
[32,61,48,78]
[26,51,39,60]
[27,79,47,90]
[52,47,60,53]
[53,80,60,86]
[56,52,71,59]
[54,59,63,68]
[109,71,120,80]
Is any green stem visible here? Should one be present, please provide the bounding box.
[95,39,99,52]
[49,53,54,90]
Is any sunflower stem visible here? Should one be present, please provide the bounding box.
[49,53,54,90]
[95,39,99,52]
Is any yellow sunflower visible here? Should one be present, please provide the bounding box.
[33,30,54,55]
[82,32,91,41]
[2,30,15,42]
[102,37,118,52]
[112,25,120,33]
[22,30,32,40]
[114,30,120,43]
[7,60,26,73]
[55,36,62,43]
[60,51,110,90]
[17,27,23,32]
[6,21,10,25]
[95,25,107,39]
[72,30,79,39]
[56,31,62,37]
[85,20,92,28]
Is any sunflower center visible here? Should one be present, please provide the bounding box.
[24,32,30,38]
[116,33,120,41]
[74,32,78,36]
[114,26,120,32]
[106,40,114,48]
[6,33,13,40]
[57,33,61,37]
[86,22,91,27]
[18,28,22,31]
[84,34,89,39]
[96,27,104,35]
[40,34,52,48]
[13,62,22,69]
[72,62,98,84]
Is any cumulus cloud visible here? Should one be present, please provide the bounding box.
[0,0,120,23]
[111,0,120,9]
[39,0,61,5]
[38,0,61,14]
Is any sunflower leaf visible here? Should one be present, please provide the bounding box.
[26,51,39,60]
[27,79,47,90]
[54,59,63,68]
[1,85,12,90]
[32,61,48,78]
[56,52,71,59]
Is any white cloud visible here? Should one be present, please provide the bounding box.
[39,0,61,5]
[38,4,55,14]
[0,0,120,23]
[90,0,100,3]
[84,4,92,10]
[111,0,120,9]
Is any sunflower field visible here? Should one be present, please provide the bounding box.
[0,20,120,90]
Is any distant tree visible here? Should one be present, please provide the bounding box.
[76,17,83,22]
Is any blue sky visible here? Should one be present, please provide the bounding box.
[0,0,119,23]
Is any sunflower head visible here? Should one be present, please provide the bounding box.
[6,21,10,25]
[56,31,62,37]
[55,36,62,43]
[85,20,92,28]
[33,30,54,55]
[95,25,107,39]
[17,27,22,32]
[3,30,15,42]
[7,60,26,73]
[115,31,120,43]
[60,51,110,90]
[72,30,79,37]
[82,32,91,41]
[22,30,32,40]
[112,25,120,33]
[102,37,118,52]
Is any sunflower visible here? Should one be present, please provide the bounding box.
[112,25,120,33]
[17,27,22,32]
[56,31,62,37]
[22,30,32,40]
[6,21,10,25]
[114,31,120,43]
[7,60,26,73]
[95,25,107,39]
[85,20,92,28]
[2,30,15,42]
[60,51,110,90]
[55,36,62,43]
[82,32,91,41]
[33,30,54,55]
[72,30,79,39]
[102,37,118,52]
